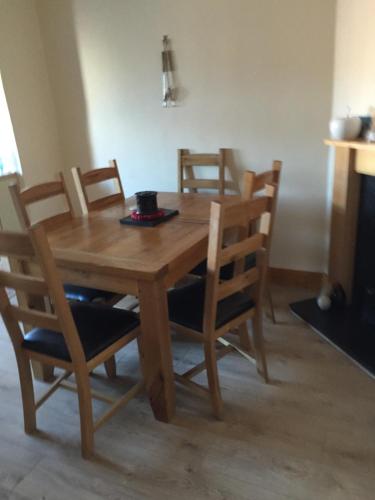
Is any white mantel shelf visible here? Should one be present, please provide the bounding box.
[324,139,375,152]
[325,139,375,176]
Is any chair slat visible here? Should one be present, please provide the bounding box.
[81,167,118,186]
[182,179,236,192]
[252,171,275,192]
[182,179,221,189]
[245,160,282,196]
[222,197,270,229]
[0,231,35,258]
[182,154,220,166]
[87,193,124,211]
[220,233,264,266]
[0,271,48,295]
[20,181,65,204]
[216,267,259,301]
[10,305,60,331]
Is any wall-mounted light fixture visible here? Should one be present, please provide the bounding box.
[162,35,176,107]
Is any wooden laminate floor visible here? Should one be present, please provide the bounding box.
[0,286,374,500]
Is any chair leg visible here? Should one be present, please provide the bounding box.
[16,353,37,434]
[251,312,269,383]
[31,360,55,382]
[266,285,276,324]
[238,322,252,352]
[104,356,117,378]
[204,341,223,418]
[75,369,94,459]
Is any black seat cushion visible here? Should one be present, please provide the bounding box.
[168,279,254,332]
[190,252,256,280]
[189,260,208,277]
[219,252,256,280]
[22,302,139,362]
[63,284,118,303]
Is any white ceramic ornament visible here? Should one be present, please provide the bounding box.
[317,295,331,311]
[329,116,361,141]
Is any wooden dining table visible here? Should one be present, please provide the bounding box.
[46,192,236,422]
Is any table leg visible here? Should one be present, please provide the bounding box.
[138,278,175,422]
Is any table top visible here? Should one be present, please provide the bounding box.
[48,192,237,283]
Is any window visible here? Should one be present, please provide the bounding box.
[0,72,21,176]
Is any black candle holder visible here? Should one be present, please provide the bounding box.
[120,190,179,227]
[135,191,158,215]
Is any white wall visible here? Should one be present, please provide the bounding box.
[37,0,335,272]
[0,174,22,231]
[333,0,375,116]
[0,0,63,189]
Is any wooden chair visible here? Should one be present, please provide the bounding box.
[241,160,282,323]
[72,161,141,315]
[72,159,124,213]
[178,149,236,195]
[0,226,143,458]
[190,161,282,324]
[9,177,120,302]
[9,176,125,378]
[167,197,271,417]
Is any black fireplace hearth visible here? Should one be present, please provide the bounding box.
[290,173,375,377]
[290,299,375,376]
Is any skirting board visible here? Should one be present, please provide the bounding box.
[269,267,323,291]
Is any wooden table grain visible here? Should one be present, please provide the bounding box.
[47,192,236,422]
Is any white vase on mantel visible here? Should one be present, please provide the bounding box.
[329,115,361,141]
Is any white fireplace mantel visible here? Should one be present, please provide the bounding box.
[325,139,375,302]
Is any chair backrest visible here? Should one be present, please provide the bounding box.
[72,159,124,213]
[0,226,86,365]
[243,160,282,199]
[203,197,272,338]
[9,174,74,231]
[178,148,236,195]
[242,160,282,251]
